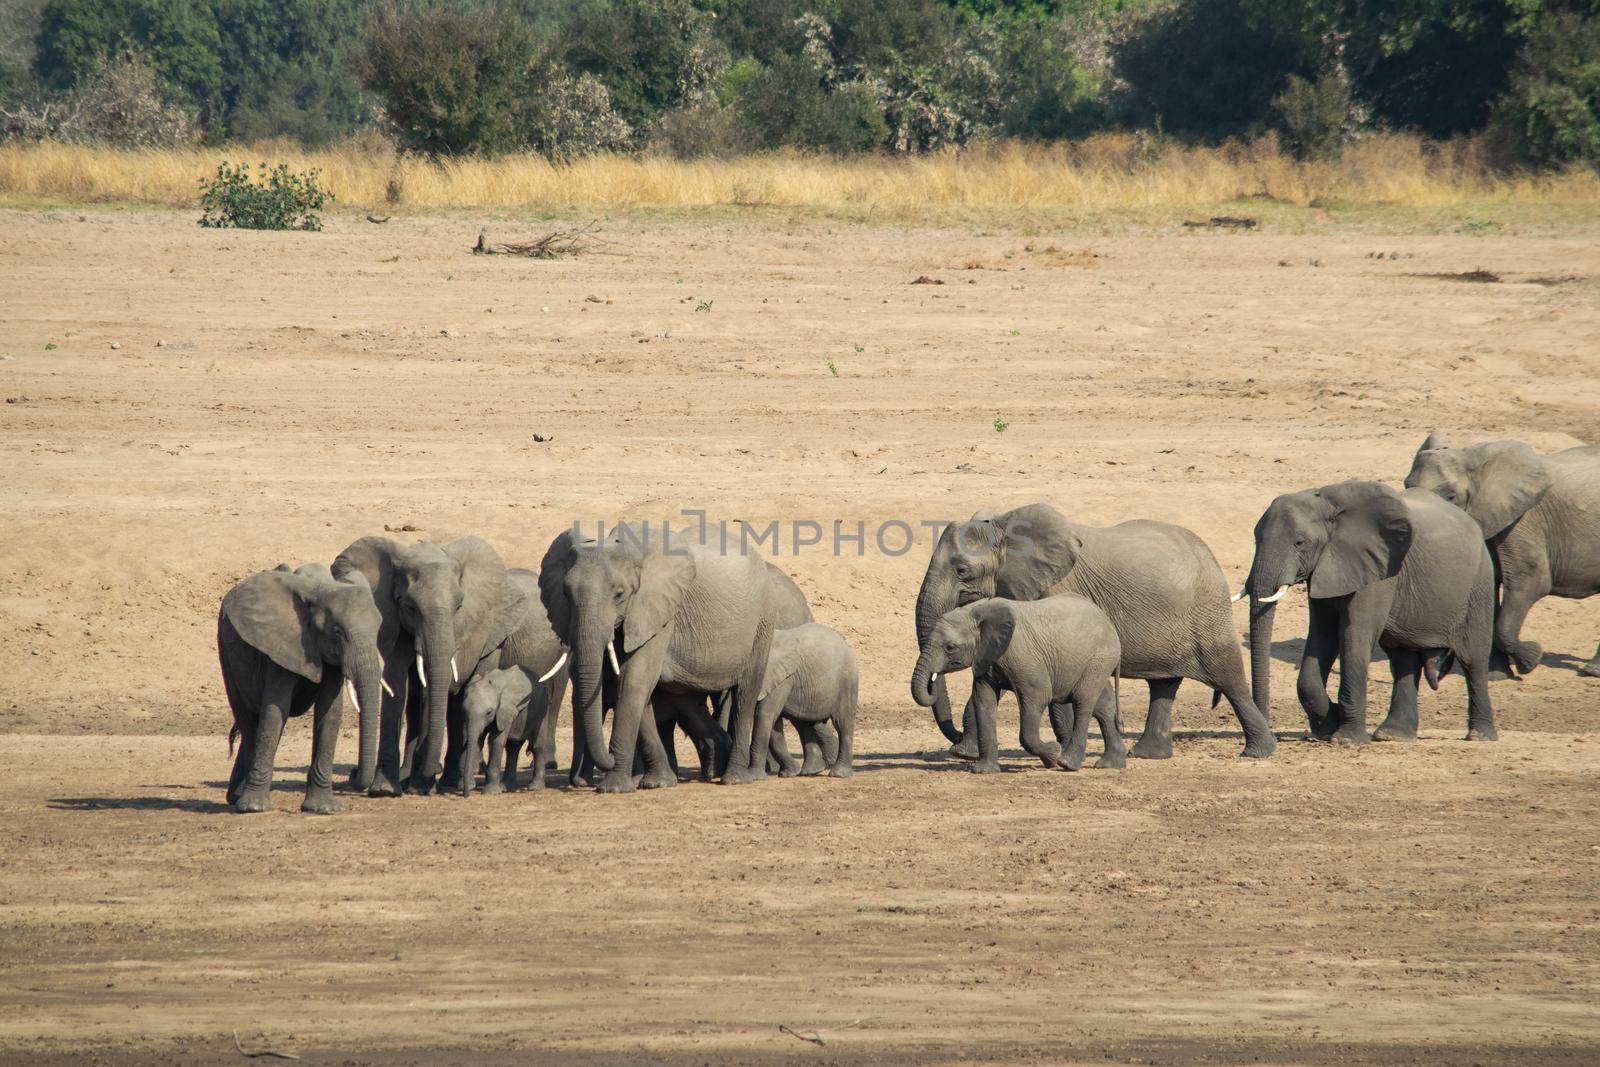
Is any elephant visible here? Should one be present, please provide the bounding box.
[539,522,778,792]
[217,563,385,814]
[440,566,569,794]
[1245,480,1497,745]
[749,623,859,779]
[912,596,1122,773]
[459,667,553,795]
[1405,434,1600,677]
[915,504,1275,761]
[332,536,529,795]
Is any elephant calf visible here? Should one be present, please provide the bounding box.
[459,667,554,796]
[913,596,1122,773]
[750,624,859,779]
[217,564,385,814]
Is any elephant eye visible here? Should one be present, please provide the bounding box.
[944,642,958,653]
[613,587,627,603]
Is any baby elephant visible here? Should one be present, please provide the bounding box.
[459,667,554,796]
[749,623,858,779]
[218,564,385,814]
[912,595,1122,774]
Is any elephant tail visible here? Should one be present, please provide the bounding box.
[1210,688,1222,709]
[227,723,240,757]
[1423,650,1457,691]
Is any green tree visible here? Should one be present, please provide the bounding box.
[556,0,723,127]
[1493,8,1600,165]
[34,0,223,109]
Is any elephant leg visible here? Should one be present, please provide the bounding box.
[744,685,791,784]
[815,720,839,765]
[226,716,255,807]
[503,735,523,792]
[713,688,735,733]
[1016,686,1060,767]
[399,676,425,791]
[794,720,825,777]
[951,683,980,760]
[1202,642,1277,759]
[1129,678,1181,760]
[236,672,293,813]
[302,680,343,814]
[1056,694,1095,772]
[767,721,796,776]
[483,730,507,795]
[1495,564,1550,676]
[673,695,728,782]
[438,700,466,792]
[634,703,677,791]
[1463,653,1497,740]
[1332,594,1390,747]
[827,712,855,778]
[1299,599,1341,739]
[1372,649,1422,742]
[371,652,409,797]
[969,679,1002,775]
[1581,637,1600,679]
[1090,683,1127,769]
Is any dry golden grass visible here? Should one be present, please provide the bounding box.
[1,133,1596,214]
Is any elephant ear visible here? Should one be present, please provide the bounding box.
[1310,482,1414,598]
[759,629,805,701]
[537,529,582,644]
[445,537,528,668]
[332,536,402,651]
[972,600,1018,677]
[996,503,1081,600]
[1418,431,1450,455]
[1461,441,1552,538]
[494,671,535,734]
[623,548,696,653]
[222,570,323,682]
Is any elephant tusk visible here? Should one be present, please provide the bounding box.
[416,651,427,689]
[1230,586,1246,603]
[1258,585,1290,603]
[537,651,568,684]
[607,640,621,676]
[381,677,396,698]
[930,672,939,685]
[345,678,361,718]
[379,655,395,697]
[451,656,459,684]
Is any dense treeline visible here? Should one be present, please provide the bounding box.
[0,0,1596,167]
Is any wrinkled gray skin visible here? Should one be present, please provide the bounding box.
[1247,480,1497,745]
[1405,434,1600,678]
[915,504,1274,761]
[752,623,859,778]
[444,567,569,796]
[217,563,384,814]
[708,563,839,775]
[332,536,527,796]
[460,667,551,795]
[912,596,1122,773]
[539,524,777,793]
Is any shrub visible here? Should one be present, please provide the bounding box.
[525,69,633,158]
[734,52,886,153]
[1273,73,1350,160]
[358,1,540,156]
[197,160,332,230]
[1,49,196,147]
[1491,11,1600,167]
[556,0,725,129]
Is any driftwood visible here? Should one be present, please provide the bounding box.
[1183,216,1258,229]
[473,220,612,259]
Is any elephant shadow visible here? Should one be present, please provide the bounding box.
[49,794,233,814]
[854,749,1061,773]
[1541,652,1596,676]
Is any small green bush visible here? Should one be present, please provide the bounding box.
[1273,73,1350,160]
[1492,12,1600,168]
[198,161,332,231]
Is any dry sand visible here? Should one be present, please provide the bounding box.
[1,206,1598,1064]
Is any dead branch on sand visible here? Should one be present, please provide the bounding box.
[472,220,613,258]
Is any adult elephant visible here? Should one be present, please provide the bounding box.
[1246,480,1497,744]
[332,536,527,795]
[915,504,1275,760]
[217,564,385,813]
[539,523,778,792]
[1405,434,1600,677]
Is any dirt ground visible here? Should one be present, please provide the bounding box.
[2,206,1599,1065]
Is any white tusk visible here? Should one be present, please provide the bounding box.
[416,651,427,688]
[930,672,940,684]
[379,655,395,696]
[381,677,396,697]
[1259,585,1290,603]
[536,650,568,684]
[344,678,361,718]
[607,640,621,676]
[451,656,459,684]
[1231,586,1246,603]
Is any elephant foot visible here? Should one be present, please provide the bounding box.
[482,779,505,796]
[1128,733,1173,760]
[367,770,401,798]
[438,771,462,792]
[595,769,637,794]
[1332,723,1370,747]
[1306,709,1340,742]
[826,762,854,778]
[233,789,272,814]
[969,759,1002,775]
[1094,750,1127,770]
[798,757,826,776]
[403,777,438,796]
[1240,732,1277,758]
[1507,640,1544,675]
[1031,740,1063,767]
[1370,720,1418,742]
[1465,723,1499,742]
[721,763,760,786]
[639,767,677,790]
[1578,658,1600,678]
[301,790,342,815]
[949,735,980,761]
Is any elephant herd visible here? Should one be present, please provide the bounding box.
[217,434,1600,813]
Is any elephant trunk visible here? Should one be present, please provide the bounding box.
[1246,556,1289,723]
[571,619,616,773]
[912,646,960,738]
[346,646,385,792]
[914,567,962,743]
[418,608,456,784]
